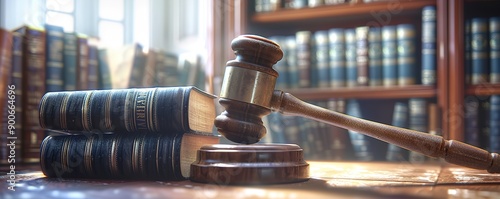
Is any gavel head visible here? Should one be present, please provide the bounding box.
[215,35,283,144]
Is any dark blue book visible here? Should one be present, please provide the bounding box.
[269,36,289,90]
[397,24,417,85]
[471,18,489,84]
[346,99,374,161]
[44,24,65,92]
[490,95,500,153]
[313,30,330,88]
[408,98,428,163]
[345,29,358,87]
[328,28,345,88]
[296,31,311,88]
[382,26,398,86]
[386,102,409,161]
[76,34,89,90]
[490,17,500,83]
[356,26,369,86]
[368,27,382,86]
[479,98,491,151]
[464,96,480,147]
[421,6,437,85]
[63,32,77,91]
[286,35,300,89]
[87,39,100,89]
[97,49,112,89]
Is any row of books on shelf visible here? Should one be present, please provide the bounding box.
[465,16,500,85]
[464,95,500,153]
[255,0,382,13]
[269,5,436,90]
[0,24,207,165]
[260,98,443,161]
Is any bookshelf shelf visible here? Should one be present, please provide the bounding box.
[466,84,500,96]
[288,85,436,100]
[252,0,436,24]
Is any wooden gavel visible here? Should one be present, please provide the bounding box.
[214,34,500,173]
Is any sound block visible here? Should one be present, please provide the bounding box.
[190,144,309,185]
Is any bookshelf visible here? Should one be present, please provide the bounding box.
[216,0,452,160]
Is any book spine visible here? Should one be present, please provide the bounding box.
[346,99,374,161]
[8,33,23,164]
[490,17,500,83]
[386,102,409,161]
[286,36,299,89]
[421,6,437,85]
[327,99,350,160]
[40,133,186,180]
[345,29,358,87]
[19,27,47,163]
[382,26,398,86]
[44,25,65,92]
[77,35,89,90]
[39,87,199,134]
[328,28,345,88]
[313,30,330,88]
[464,96,480,147]
[408,98,428,163]
[0,29,13,165]
[270,36,289,90]
[296,31,311,88]
[397,24,417,85]
[490,95,500,153]
[356,26,369,86]
[87,39,100,89]
[368,27,382,86]
[63,33,77,91]
[97,49,113,89]
[465,19,472,85]
[479,99,491,151]
[471,18,489,84]
[129,44,146,88]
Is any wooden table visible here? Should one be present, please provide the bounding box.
[2,161,500,199]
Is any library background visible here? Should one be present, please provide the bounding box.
[1,0,500,198]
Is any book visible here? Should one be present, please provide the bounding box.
[465,19,472,84]
[356,26,370,86]
[479,98,491,151]
[286,35,299,89]
[397,24,417,85]
[471,18,489,85]
[44,24,65,92]
[128,44,147,88]
[76,34,89,90]
[345,29,358,87]
[328,28,346,88]
[368,27,382,86]
[39,86,216,135]
[407,98,428,163]
[296,31,312,88]
[313,30,330,88]
[63,32,78,91]
[386,102,409,161]
[490,17,500,83]
[97,49,112,89]
[15,25,47,163]
[40,133,219,180]
[154,51,179,87]
[327,99,351,160]
[382,26,398,86]
[490,95,500,153]
[464,96,480,147]
[269,36,289,90]
[346,99,375,161]
[421,6,437,85]
[0,28,13,165]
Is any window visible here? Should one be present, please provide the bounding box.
[98,0,125,47]
[45,0,75,32]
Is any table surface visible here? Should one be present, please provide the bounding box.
[2,161,500,199]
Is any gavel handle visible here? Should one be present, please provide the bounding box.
[270,90,500,173]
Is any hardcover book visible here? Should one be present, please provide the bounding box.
[286,35,300,89]
[368,27,382,86]
[382,26,398,86]
[313,30,330,88]
[408,98,428,163]
[0,28,13,165]
[296,31,312,88]
[345,29,358,87]
[464,97,480,147]
[356,26,370,86]
[40,133,219,180]
[76,34,89,90]
[471,17,489,84]
[63,32,78,91]
[39,86,216,134]
[491,17,500,83]
[490,95,500,153]
[346,99,374,161]
[397,24,417,86]
[44,24,65,92]
[386,102,409,161]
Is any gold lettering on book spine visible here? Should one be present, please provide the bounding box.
[82,91,93,131]
[148,89,157,132]
[134,89,149,131]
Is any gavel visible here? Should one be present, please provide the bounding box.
[214,34,500,173]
